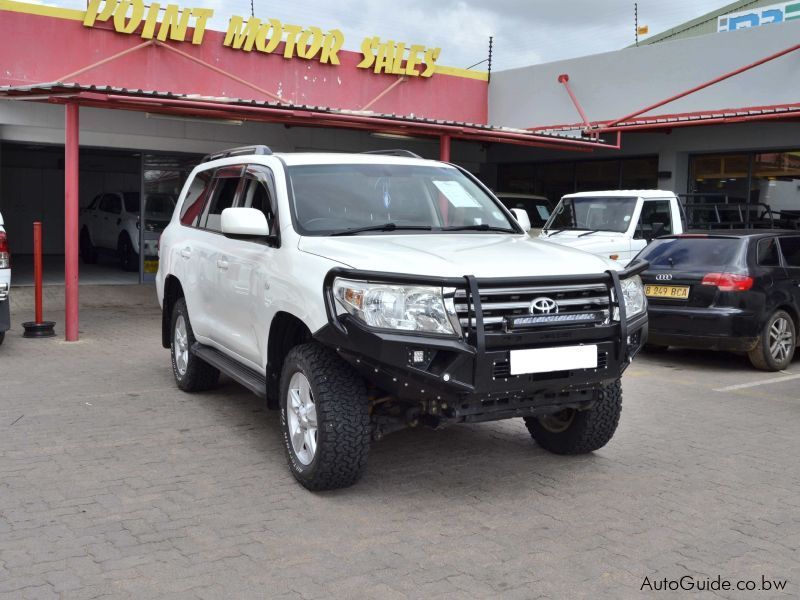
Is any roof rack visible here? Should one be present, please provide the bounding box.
[202,145,273,162]
[362,149,423,159]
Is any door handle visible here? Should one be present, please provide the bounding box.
[216,259,229,270]
[180,247,192,259]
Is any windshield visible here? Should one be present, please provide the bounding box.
[637,237,744,270]
[287,164,518,236]
[544,196,637,233]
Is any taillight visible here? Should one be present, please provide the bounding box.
[0,231,9,269]
[702,272,753,292]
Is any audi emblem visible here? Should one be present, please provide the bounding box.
[530,297,559,314]
[655,274,673,281]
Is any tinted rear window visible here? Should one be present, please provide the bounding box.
[638,237,743,269]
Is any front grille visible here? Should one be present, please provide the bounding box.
[455,283,611,333]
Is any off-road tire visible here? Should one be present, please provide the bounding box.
[118,234,138,272]
[280,343,371,491]
[80,228,98,264]
[748,310,796,372]
[525,378,623,455]
[170,298,220,392]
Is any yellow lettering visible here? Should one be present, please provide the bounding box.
[296,26,324,60]
[140,2,160,39]
[320,29,343,65]
[255,19,282,53]
[190,8,214,44]
[282,24,302,58]
[421,47,441,77]
[405,44,424,76]
[391,42,407,75]
[83,0,117,27]
[373,41,394,74]
[113,0,144,35]
[223,15,261,51]
[157,4,192,42]
[357,36,379,69]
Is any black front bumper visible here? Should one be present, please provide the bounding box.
[315,265,648,423]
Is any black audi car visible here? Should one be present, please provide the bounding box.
[635,231,800,371]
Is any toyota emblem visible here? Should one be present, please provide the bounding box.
[530,297,559,314]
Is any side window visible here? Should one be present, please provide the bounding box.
[240,166,278,236]
[200,166,244,232]
[180,171,213,227]
[635,199,673,239]
[87,194,101,210]
[779,236,800,267]
[99,194,122,214]
[757,237,780,267]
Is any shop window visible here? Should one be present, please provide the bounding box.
[690,153,749,203]
[575,160,620,192]
[620,157,658,189]
[757,237,780,267]
[751,151,800,219]
[779,236,800,267]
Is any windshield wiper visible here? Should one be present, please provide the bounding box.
[578,229,601,237]
[543,229,565,236]
[441,224,515,233]
[330,223,433,236]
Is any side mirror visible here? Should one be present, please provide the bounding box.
[510,208,532,232]
[221,207,269,238]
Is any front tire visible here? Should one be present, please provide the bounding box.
[170,298,220,392]
[80,228,98,264]
[748,310,795,371]
[524,379,623,455]
[280,343,371,491]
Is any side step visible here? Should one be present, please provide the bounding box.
[192,343,267,398]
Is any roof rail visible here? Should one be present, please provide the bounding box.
[362,149,423,159]
[202,145,273,162]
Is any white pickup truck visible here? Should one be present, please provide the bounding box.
[539,190,684,265]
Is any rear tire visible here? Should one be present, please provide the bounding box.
[748,310,795,371]
[280,343,371,491]
[80,228,98,264]
[170,298,220,392]
[524,379,623,455]
[118,235,138,272]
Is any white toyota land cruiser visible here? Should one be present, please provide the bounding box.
[156,146,648,491]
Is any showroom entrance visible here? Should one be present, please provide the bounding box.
[0,142,201,284]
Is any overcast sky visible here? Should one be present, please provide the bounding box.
[47,0,733,70]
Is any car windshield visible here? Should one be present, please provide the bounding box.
[544,196,637,233]
[287,163,517,236]
[497,196,551,227]
[637,237,744,270]
[123,193,175,215]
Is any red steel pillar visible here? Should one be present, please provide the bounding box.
[65,103,80,341]
[439,134,451,162]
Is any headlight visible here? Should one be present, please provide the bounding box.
[613,275,646,320]
[333,278,458,335]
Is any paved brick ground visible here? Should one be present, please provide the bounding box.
[1,286,798,599]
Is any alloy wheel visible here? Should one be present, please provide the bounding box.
[287,372,318,466]
[769,316,793,363]
[173,315,189,377]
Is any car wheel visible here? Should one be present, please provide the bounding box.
[170,298,220,392]
[748,310,796,371]
[279,342,371,491]
[118,235,138,272]
[524,378,622,455]
[80,228,98,264]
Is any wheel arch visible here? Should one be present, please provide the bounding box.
[774,304,800,337]
[266,311,312,409]
[162,275,185,348]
